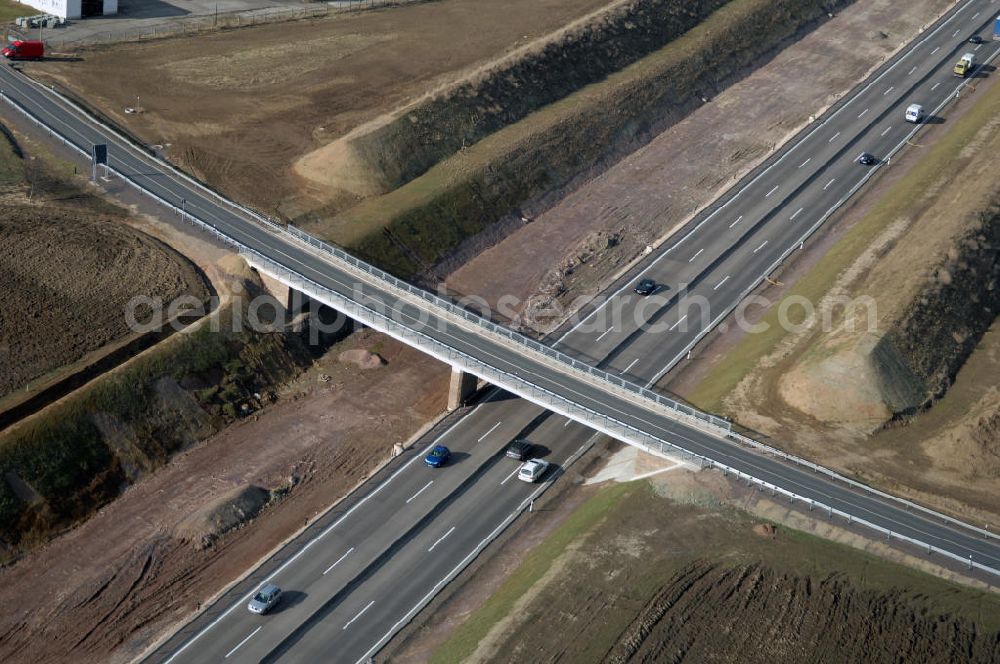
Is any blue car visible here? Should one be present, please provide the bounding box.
[424,445,451,468]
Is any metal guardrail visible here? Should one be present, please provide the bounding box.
[239,246,717,467]
[715,463,998,577]
[277,223,1000,545]
[231,252,1000,578]
[4,62,999,576]
[283,224,733,431]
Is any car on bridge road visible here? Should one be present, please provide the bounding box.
[247,584,282,615]
[425,445,451,468]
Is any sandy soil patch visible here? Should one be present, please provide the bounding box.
[584,444,689,484]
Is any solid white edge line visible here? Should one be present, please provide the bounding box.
[9,6,996,659]
[645,38,1000,391]
[551,0,965,343]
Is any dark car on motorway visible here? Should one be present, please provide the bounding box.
[857,152,878,166]
[969,34,984,45]
[424,444,451,468]
[247,583,282,615]
[634,278,657,296]
[505,439,534,461]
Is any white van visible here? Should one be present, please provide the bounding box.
[518,459,549,483]
[905,103,924,123]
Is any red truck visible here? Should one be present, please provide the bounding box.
[2,40,44,60]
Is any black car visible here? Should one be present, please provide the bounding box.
[969,35,984,45]
[857,152,878,166]
[506,439,534,461]
[634,278,657,296]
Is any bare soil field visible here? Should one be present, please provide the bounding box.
[0,207,208,400]
[445,0,954,327]
[410,478,1000,664]
[0,125,208,401]
[0,327,449,664]
[30,0,612,218]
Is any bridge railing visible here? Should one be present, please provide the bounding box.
[283,224,732,428]
[282,223,1000,545]
[5,66,999,562]
[242,246,1000,579]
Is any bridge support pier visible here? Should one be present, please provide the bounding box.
[447,369,478,411]
[256,270,310,315]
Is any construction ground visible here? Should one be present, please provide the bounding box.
[1,0,1000,661]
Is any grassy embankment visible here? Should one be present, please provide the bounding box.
[685,74,1000,413]
[0,310,312,560]
[322,0,853,276]
[0,127,313,560]
[430,481,1000,663]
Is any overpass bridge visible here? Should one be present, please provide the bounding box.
[3,35,1000,583]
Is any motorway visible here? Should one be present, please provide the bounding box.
[1,1,998,662]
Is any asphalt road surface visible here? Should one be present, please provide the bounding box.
[1,1,997,662]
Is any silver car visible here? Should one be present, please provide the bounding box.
[247,583,282,614]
